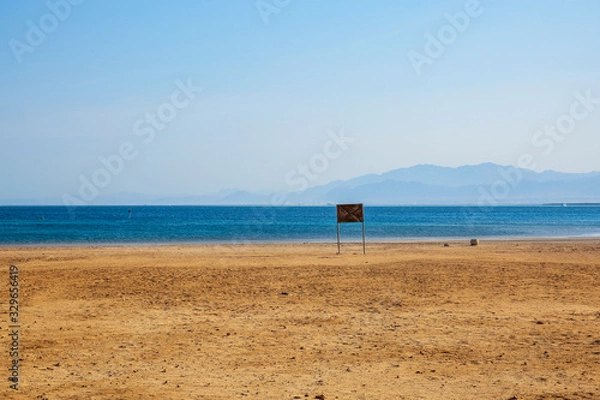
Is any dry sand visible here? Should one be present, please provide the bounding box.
[1,240,599,399]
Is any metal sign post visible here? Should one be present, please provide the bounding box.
[336,203,366,254]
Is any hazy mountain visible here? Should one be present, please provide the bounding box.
[92,163,600,205]
[284,163,600,205]
[2,163,599,205]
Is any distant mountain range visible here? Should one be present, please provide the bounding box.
[280,163,600,205]
[3,163,600,206]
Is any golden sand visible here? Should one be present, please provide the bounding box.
[1,240,599,399]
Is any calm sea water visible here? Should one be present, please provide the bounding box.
[1,205,599,246]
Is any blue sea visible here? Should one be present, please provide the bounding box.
[1,205,599,246]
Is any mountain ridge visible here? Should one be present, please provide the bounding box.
[2,163,599,205]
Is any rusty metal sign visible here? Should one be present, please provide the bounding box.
[336,203,366,254]
[336,203,364,223]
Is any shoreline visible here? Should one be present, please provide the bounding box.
[1,235,600,249]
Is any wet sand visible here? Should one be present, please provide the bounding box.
[1,240,599,399]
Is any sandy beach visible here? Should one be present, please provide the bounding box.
[1,240,599,399]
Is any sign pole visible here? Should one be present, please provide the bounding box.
[362,221,366,255]
[337,223,341,254]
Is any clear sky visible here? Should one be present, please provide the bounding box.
[1,0,599,202]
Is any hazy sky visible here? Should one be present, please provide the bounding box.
[1,0,599,202]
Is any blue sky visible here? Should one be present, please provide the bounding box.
[1,0,599,202]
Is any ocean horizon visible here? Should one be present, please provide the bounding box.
[1,205,599,246]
